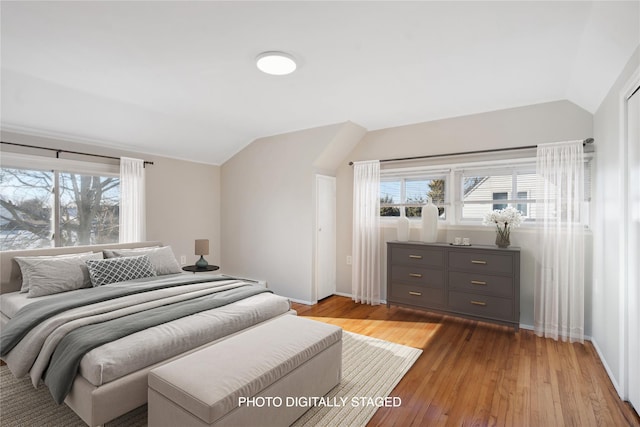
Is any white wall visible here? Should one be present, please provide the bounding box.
[220,122,365,303]
[0,130,221,266]
[335,100,594,329]
[592,45,640,395]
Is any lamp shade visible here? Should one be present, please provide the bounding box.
[195,239,209,256]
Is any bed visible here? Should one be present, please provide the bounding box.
[0,241,293,426]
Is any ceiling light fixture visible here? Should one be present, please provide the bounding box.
[256,51,297,75]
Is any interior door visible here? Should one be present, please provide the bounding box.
[315,175,336,301]
[626,85,640,412]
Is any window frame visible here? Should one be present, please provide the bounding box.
[379,154,593,228]
[379,170,449,221]
[1,152,120,250]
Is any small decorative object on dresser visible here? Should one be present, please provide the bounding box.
[387,241,520,331]
[194,239,210,267]
[420,196,439,243]
[482,207,523,248]
[397,216,410,241]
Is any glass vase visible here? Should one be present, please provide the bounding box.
[495,231,511,248]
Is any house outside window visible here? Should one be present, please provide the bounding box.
[460,167,538,222]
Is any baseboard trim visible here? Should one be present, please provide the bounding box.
[591,337,623,398]
[288,297,315,306]
[333,292,387,305]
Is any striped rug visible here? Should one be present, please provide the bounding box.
[0,331,421,427]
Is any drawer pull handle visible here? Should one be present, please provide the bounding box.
[409,273,423,278]
[471,260,487,265]
[471,280,487,286]
[409,255,423,259]
[409,291,422,296]
[470,300,487,306]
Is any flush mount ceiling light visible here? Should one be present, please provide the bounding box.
[256,51,297,75]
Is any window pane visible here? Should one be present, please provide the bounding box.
[493,192,508,210]
[58,173,120,246]
[380,180,401,216]
[462,174,512,220]
[406,178,446,218]
[0,167,54,250]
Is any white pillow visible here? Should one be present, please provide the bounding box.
[25,252,104,298]
[104,246,181,276]
[14,251,95,293]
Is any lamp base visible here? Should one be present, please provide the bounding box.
[195,255,208,268]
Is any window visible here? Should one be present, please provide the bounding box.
[380,174,447,219]
[492,192,508,210]
[1,166,120,250]
[460,167,538,222]
[379,156,592,226]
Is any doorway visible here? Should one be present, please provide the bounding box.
[315,175,336,301]
[625,82,639,412]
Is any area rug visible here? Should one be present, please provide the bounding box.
[0,331,421,427]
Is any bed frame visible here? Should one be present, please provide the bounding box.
[0,242,293,426]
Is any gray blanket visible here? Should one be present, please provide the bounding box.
[0,275,232,357]
[44,284,269,404]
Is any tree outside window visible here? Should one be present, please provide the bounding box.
[0,167,120,250]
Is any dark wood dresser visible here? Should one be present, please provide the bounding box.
[387,241,520,331]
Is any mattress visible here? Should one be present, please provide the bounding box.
[0,289,77,319]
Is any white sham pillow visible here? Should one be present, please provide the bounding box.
[104,246,181,276]
[25,252,104,298]
[14,251,95,293]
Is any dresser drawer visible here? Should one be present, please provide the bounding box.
[390,283,445,307]
[448,251,513,275]
[448,271,513,297]
[448,291,514,321]
[391,265,444,288]
[390,245,444,268]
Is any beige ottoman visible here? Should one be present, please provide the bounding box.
[148,315,342,427]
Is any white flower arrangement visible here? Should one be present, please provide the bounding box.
[483,207,523,247]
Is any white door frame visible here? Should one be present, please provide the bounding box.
[314,174,336,302]
[619,66,640,405]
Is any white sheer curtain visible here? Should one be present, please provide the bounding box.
[352,160,381,305]
[534,140,585,343]
[119,157,146,243]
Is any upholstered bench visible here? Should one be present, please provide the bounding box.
[148,315,342,427]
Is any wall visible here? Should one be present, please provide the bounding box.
[0,130,221,266]
[592,45,640,395]
[335,100,594,329]
[220,122,365,304]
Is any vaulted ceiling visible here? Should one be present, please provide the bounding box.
[1,1,639,165]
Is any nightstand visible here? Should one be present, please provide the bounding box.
[182,265,220,273]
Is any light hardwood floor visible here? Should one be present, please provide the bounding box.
[292,296,640,427]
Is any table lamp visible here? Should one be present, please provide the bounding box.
[195,239,209,268]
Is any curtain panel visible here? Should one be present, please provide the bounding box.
[534,141,585,343]
[352,160,381,305]
[119,157,146,243]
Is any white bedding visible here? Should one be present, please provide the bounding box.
[2,275,291,390]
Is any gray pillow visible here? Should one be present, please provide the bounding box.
[26,252,104,298]
[104,246,181,276]
[15,251,96,293]
[102,245,159,259]
[86,255,156,287]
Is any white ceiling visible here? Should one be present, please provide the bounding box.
[1,1,639,165]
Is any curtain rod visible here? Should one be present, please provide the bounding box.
[348,138,594,166]
[0,141,154,166]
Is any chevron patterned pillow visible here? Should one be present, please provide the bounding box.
[86,255,156,287]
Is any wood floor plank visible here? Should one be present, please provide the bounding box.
[292,296,640,427]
